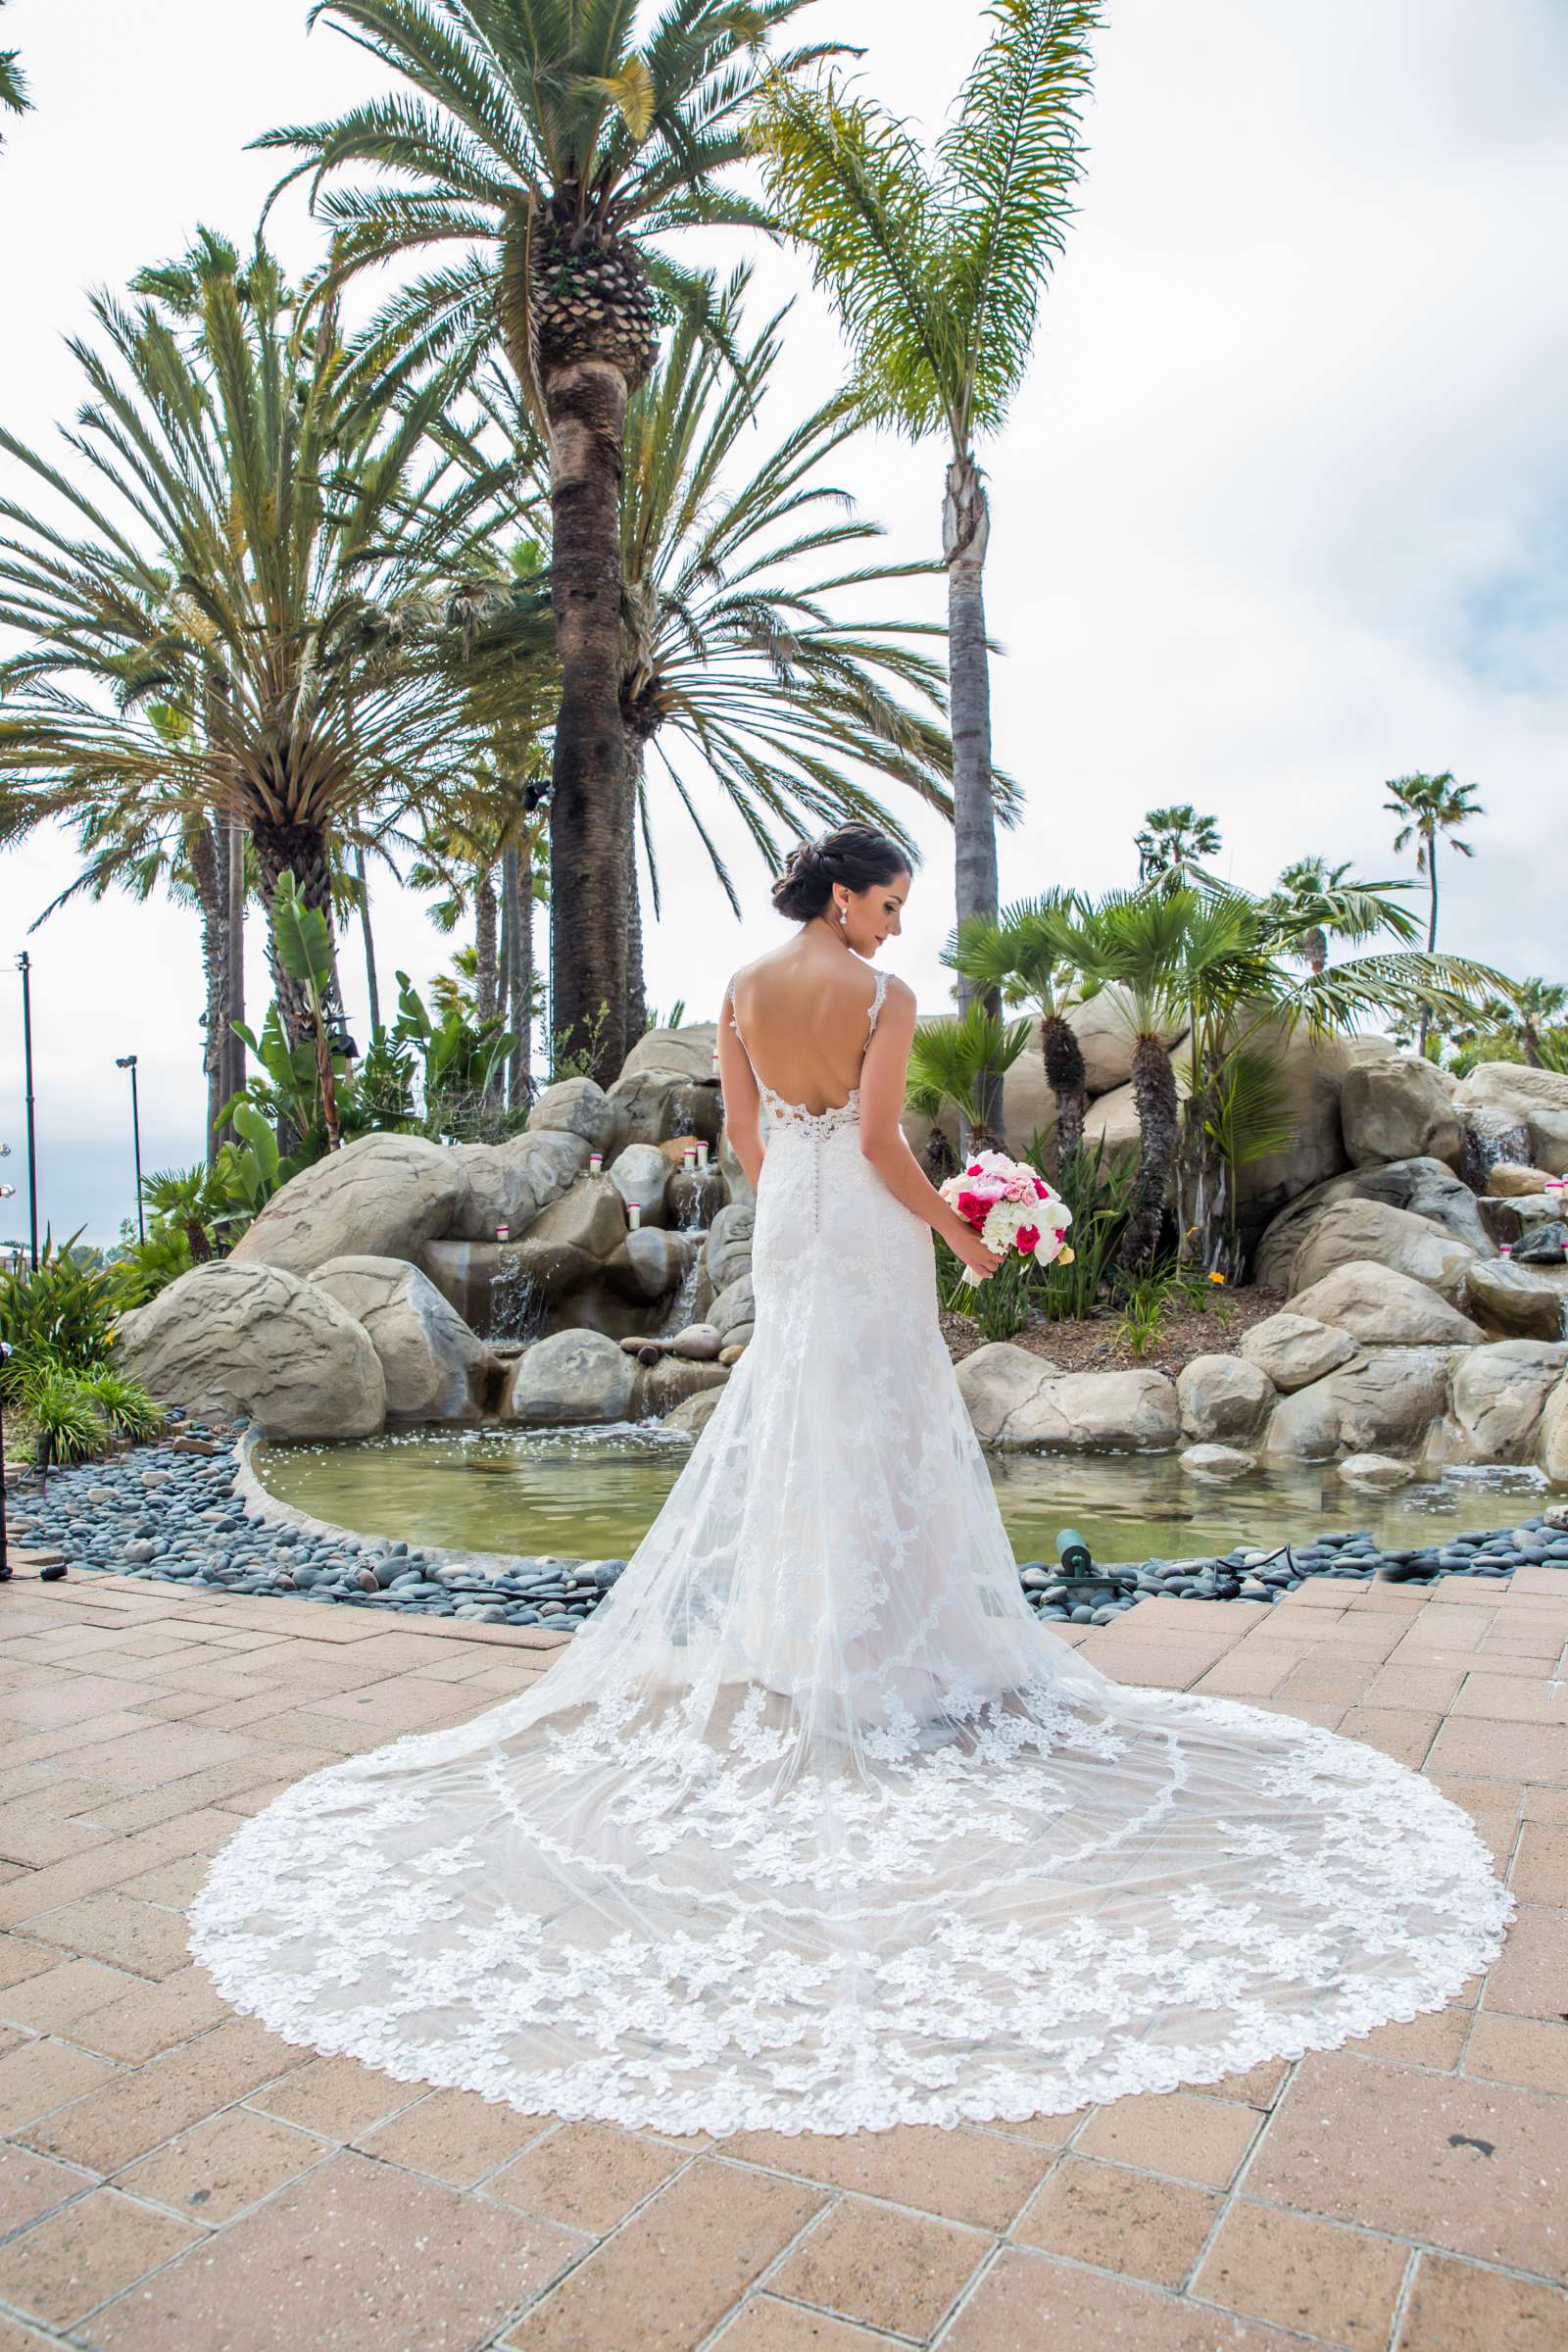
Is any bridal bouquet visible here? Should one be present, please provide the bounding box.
[941,1150,1074,1285]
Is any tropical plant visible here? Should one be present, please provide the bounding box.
[1134,804,1222,887]
[1263,857,1417,974]
[1385,770,1485,1054]
[10,1355,163,1466]
[944,891,1095,1173]
[0,1233,118,1387]
[756,0,1102,1139]
[75,1365,165,1444]
[1447,977,1568,1072]
[108,1225,195,1312]
[933,1232,1036,1342]
[390,969,517,1142]
[262,1,843,1084]
[905,1004,1034,1155]
[1034,1128,1134,1320]
[270,871,351,1150]
[0,230,506,1050]
[0,2,28,142]
[140,1162,236,1263]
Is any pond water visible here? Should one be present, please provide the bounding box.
[253,1424,1549,1566]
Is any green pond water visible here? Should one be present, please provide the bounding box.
[253,1425,1548,1566]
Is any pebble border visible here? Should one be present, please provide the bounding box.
[7,1410,1567,1632]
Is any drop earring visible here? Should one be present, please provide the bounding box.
[837,901,848,927]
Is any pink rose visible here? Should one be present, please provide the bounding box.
[1033,1177,1049,1198]
[956,1191,985,1223]
[1015,1224,1040,1254]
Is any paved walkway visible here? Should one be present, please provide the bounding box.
[0,1564,1564,2351]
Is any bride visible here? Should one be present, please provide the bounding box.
[189,821,1513,2138]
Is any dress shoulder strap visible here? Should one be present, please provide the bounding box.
[865,967,890,1046]
[726,973,747,1049]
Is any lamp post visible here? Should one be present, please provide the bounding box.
[15,955,38,1269]
[114,1055,144,1242]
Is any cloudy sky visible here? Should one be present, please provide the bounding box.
[1,0,1563,1244]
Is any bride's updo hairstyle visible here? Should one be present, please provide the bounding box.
[771,823,910,923]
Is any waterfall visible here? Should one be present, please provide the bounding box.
[488,1256,546,1344]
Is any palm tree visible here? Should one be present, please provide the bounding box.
[1264,856,1418,974]
[1051,891,1197,1270]
[945,892,1093,1175]
[0,3,29,142]
[1385,770,1485,1054]
[905,1005,1034,1158]
[756,0,1102,1140]
[1134,804,1222,887]
[0,231,507,1047]
[259,1,842,1085]
[617,271,1000,1035]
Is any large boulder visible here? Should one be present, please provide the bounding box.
[710,1272,757,1345]
[525,1074,627,1154]
[1240,1311,1363,1394]
[1285,1199,1477,1302]
[230,1134,473,1278]
[991,1368,1181,1453]
[1288,1261,1483,1348]
[117,1262,384,1442]
[608,1065,721,1149]
[607,1143,673,1225]
[1255,1157,1490,1288]
[1539,1378,1568,1484]
[1487,1161,1559,1199]
[310,1255,488,1422]
[1341,1055,1462,1169]
[1463,1257,1568,1341]
[603,1227,699,1304]
[955,1343,1063,1444]
[1083,1082,1141,1155]
[1456,1064,1568,1176]
[1442,1342,1568,1466]
[1066,989,1186,1096]
[504,1329,638,1425]
[1176,1355,1275,1445]
[1232,1029,1394,1230]
[1263,1348,1454,1463]
[620,1021,717,1084]
[448,1132,589,1243]
[662,1388,725,1436]
[632,1356,729,1417]
[704,1201,755,1297]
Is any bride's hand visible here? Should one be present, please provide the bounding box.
[952,1224,1005,1283]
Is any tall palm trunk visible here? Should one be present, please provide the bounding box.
[474,870,499,1022]
[508,840,535,1110]
[623,757,647,1051]
[186,814,227,1161]
[354,844,381,1036]
[1041,1011,1087,1177]
[1415,828,1439,1057]
[221,809,246,1136]
[540,352,634,1084]
[945,452,1003,1143]
[1123,1031,1179,1272]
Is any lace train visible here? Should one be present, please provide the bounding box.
[188,998,1515,2136]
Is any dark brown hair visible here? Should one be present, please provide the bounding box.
[771,824,911,923]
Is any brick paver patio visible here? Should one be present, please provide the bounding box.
[1,1563,1565,2350]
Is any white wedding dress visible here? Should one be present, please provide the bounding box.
[189,966,1513,2137]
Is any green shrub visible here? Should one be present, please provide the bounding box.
[77,1364,164,1444]
[0,1233,117,1389]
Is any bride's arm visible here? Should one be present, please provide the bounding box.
[857,983,1004,1280]
[717,981,764,1193]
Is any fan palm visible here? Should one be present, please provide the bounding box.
[260,1,842,1084]
[1134,804,1222,887]
[1385,769,1485,1054]
[1264,856,1418,974]
[756,0,1102,1139]
[944,891,1094,1174]
[905,1004,1033,1157]
[0,230,507,1046]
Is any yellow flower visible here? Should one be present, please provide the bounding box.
[1057,1246,1075,1266]
[1208,1271,1225,1285]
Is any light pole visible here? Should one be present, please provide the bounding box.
[15,955,38,1269]
[114,1056,144,1242]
